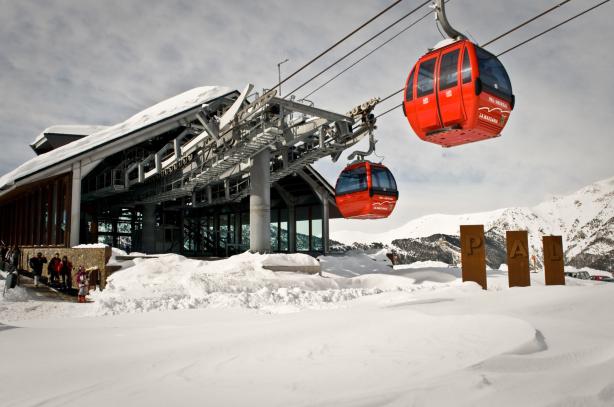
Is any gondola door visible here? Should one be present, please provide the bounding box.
[414,56,441,134]
[436,44,465,128]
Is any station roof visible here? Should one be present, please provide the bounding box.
[0,86,235,194]
[31,125,110,155]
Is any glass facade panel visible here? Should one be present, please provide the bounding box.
[241,212,250,248]
[219,214,229,254]
[270,209,279,252]
[296,206,310,251]
[279,209,289,252]
[117,236,131,253]
[98,221,113,233]
[98,235,113,246]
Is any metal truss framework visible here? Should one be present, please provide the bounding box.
[84,85,379,207]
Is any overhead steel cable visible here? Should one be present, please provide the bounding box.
[286,0,432,97]
[375,103,404,119]
[496,0,610,56]
[301,9,434,100]
[344,0,574,105]
[268,0,404,93]
[375,0,611,120]
[480,0,573,47]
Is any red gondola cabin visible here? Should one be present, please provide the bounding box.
[335,161,398,219]
[403,39,514,148]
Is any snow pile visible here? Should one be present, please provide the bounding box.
[366,249,393,267]
[105,247,135,271]
[260,253,319,267]
[318,250,392,277]
[73,243,109,249]
[394,260,451,269]
[0,274,28,302]
[90,252,430,315]
[32,124,109,146]
[585,268,613,278]
[91,253,381,314]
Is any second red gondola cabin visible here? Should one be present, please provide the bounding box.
[403,39,514,148]
[335,161,398,219]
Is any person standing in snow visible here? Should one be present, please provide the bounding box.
[10,244,20,272]
[29,252,47,287]
[76,266,89,303]
[0,242,8,271]
[59,256,73,290]
[48,253,61,286]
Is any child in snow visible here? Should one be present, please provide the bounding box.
[76,266,89,303]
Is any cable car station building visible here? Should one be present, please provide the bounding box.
[0,85,376,256]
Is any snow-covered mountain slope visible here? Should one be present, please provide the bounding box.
[333,176,614,271]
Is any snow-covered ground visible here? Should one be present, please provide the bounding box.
[1,252,613,406]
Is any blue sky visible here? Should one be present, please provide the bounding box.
[0,0,612,233]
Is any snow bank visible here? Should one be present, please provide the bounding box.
[73,243,109,249]
[260,253,319,267]
[318,251,392,277]
[394,260,451,269]
[89,251,463,315]
[580,267,613,278]
[91,252,401,315]
[0,274,28,302]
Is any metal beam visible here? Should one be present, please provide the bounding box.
[271,97,353,123]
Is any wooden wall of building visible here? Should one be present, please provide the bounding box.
[0,173,72,247]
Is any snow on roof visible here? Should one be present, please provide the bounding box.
[431,38,457,51]
[0,86,235,191]
[31,125,111,146]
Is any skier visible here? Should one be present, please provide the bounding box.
[76,266,89,303]
[29,252,47,287]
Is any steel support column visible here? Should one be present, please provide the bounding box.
[249,149,271,253]
[69,163,82,247]
[321,195,330,255]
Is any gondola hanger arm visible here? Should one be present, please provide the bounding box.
[434,0,466,40]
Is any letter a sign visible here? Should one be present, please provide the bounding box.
[460,225,487,289]
[506,231,530,287]
[543,235,565,285]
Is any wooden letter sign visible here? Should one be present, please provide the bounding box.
[543,235,565,285]
[506,230,530,287]
[460,225,487,289]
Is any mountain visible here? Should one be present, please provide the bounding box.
[331,176,614,271]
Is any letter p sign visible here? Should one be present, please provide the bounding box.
[460,225,487,289]
[467,236,483,255]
